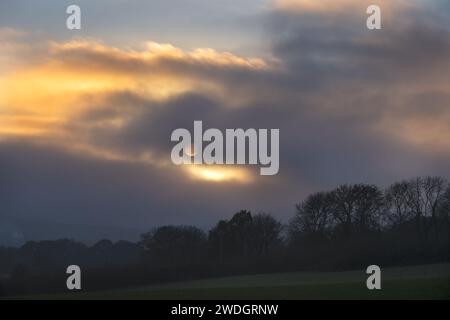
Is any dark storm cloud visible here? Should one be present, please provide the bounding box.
[268,8,450,85]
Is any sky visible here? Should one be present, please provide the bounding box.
[1,0,450,246]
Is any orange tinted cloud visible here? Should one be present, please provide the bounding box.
[186,165,254,184]
[273,0,414,15]
[0,38,269,135]
[0,37,264,183]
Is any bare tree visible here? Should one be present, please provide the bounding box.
[290,191,334,240]
[438,185,450,220]
[385,181,413,226]
[332,184,384,235]
[252,213,283,255]
[423,176,447,239]
[423,176,447,219]
[404,176,447,239]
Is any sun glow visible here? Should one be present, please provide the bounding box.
[186,165,253,183]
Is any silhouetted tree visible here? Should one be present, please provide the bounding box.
[332,184,384,236]
[209,210,282,260]
[229,210,253,256]
[423,176,447,239]
[289,191,334,243]
[209,210,254,260]
[251,213,283,255]
[140,226,207,267]
[439,185,450,220]
[385,181,413,227]
[208,220,229,264]
[402,177,448,240]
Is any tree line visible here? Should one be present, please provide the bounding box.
[1,176,449,295]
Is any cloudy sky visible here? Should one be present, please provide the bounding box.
[1,0,449,246]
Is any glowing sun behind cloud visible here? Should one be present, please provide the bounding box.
[186,165,254,184]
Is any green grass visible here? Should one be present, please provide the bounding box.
[6,263,450,300]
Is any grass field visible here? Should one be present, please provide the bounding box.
[7,263,450,300]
